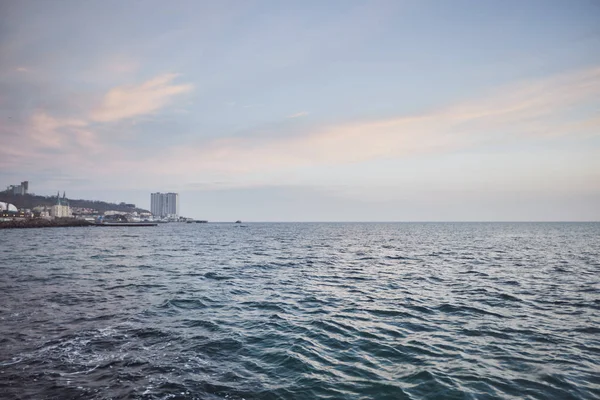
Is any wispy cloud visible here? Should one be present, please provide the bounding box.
[0,73,191,174]
[90,73,193,122]
[15,67,28,72]
[29,112,88,148]
[287,111,308,118]
[3,66,599,192]
[0,111,106,176]
[137,66,600,180]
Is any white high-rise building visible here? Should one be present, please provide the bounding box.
[151,192,179,218]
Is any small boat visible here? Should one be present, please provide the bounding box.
[235,220,242,224]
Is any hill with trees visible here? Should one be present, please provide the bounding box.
[0,192,149,214]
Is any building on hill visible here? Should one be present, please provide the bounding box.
[50,191,72,218]
[151,192,179,218]
[6,181,29,195]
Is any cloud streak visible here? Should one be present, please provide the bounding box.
[287,111,309,118]
[90,74,193,122]
[142,66,600,179]
[0,73,193,178]
[28,112,88,149]
[2,66,598,192]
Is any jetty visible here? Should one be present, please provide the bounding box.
[94,222,158,227]
[0,218,93,229]
[0,218,159,229]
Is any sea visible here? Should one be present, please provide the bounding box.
[0,222,599,400]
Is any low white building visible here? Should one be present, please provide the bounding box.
[33,206,51,219]
[104,210,123,216]
[51,204,72,218]
[50,191,72,218]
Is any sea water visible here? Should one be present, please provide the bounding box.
[0,222,599,399]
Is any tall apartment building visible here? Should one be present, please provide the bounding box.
[150,192,179,218]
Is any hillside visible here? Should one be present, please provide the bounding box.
[0,193,149,214]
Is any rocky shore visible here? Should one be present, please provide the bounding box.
[0,218,93,229]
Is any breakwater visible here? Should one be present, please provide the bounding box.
[0,218,93,229]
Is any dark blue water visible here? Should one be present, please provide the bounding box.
[1,223,599,399]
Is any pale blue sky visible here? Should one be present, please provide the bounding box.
[1,0,599,220]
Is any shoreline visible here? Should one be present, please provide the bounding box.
[0,219,94,229]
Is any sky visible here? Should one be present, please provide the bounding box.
[1,0,599,221]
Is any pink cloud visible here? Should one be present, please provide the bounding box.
[1,73,193,180]
[3,66,599,192]
[28,112,88,148]
[90,73,193,122]
[0,111,105,174]
[129,66,600,181]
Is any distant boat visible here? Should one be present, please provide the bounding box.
[235,220,242,224]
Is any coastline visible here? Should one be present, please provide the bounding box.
[0,219,93,229]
